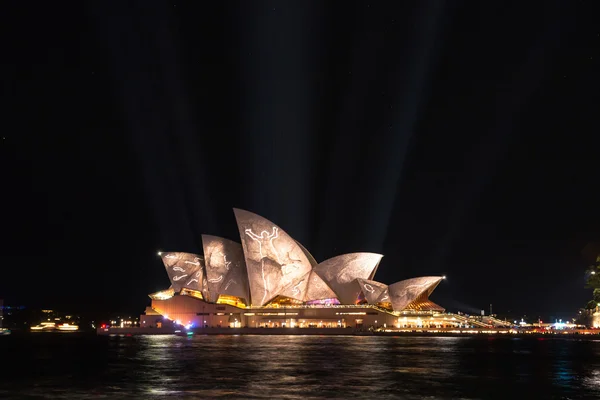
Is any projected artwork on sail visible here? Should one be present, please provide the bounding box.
[234,209,313,306]
[202,235,249,303]
[388,276,443,311]
[314,253,383,304]
[159,252,205,293]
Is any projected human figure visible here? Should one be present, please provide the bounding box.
[244,227,280,263]
[261,268,270,305]
[244,227,280,304]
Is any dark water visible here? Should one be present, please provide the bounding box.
[1,334,600,399]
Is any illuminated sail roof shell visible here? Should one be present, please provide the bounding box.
[201,235,250,304]
[388,276,443,312]
[296,241,318,267]
[155,210,445,310]
[160,252,206,294]
[233,208,314,306]
[291,240,337,301]
[302,271,338,302]
[356,279,388,304]
[313,253,383,305]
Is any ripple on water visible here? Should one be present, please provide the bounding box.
[1,334,600,399]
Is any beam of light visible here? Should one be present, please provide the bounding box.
[233,2,325,240]
[315,2,449,255]
[88,1,215,255]
[426,3,566,269]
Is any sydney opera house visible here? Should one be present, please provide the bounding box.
[140,209,451,330]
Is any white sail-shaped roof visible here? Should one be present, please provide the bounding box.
[160,252,206,294]
[313,253,383,304]
[356,279,388,304]
[233,208,313,306]
[201,235,250,303]
[388,276,443,311]
[154,210,445,311]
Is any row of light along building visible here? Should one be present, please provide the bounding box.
[139,209,472,331]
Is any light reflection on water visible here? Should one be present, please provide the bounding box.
[1,334,600,399]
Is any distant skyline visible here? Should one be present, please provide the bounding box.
[1,2,599,316]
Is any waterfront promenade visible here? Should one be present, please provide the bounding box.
[97,326,600,337]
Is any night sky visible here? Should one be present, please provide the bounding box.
[2,2,599,318]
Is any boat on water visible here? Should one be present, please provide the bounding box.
[57,323,78,331]
[31,322,58,331]
[31,322,79,332]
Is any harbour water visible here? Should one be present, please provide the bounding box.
[1,333,600,399]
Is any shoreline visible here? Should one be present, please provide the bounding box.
[95,326,600,338]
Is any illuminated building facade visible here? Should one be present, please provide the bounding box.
[140,209,448,330]
[593,306,600,328]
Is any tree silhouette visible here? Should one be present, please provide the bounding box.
[584,251,600,308]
